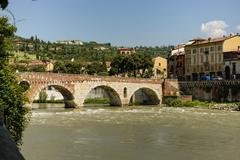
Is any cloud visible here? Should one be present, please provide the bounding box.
[201,20,228,38]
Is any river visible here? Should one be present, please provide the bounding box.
[21,104,240,160]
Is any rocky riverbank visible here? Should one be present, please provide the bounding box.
[208,103,240,111]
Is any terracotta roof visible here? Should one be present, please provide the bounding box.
[190,35,240,46]
[118,48,134,51]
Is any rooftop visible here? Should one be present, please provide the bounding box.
[187,34,240,46]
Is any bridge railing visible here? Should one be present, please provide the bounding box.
[17,72,163,84]
[178,80,240,87]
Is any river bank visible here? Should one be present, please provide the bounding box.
[164,97,240,111]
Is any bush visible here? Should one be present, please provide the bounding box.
[164,97,182,107]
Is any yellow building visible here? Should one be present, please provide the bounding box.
[185,34,240,81]
[46,62,54,72]
[152,56,167,79]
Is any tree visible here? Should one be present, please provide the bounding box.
[0,17,29,146]
[38,90,48,103]
[53,61,67,73]
[109,53,153,78]
[0,0,8,9]
[53,60,83,74]
[86,62,107,75]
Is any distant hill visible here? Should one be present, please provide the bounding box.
[12,35,172,62]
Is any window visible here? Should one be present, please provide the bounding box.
[193,55,196,64]
[124,88,127,98]
[159,63,161,66]
[210,46,215,52]
[211,55,214,62]
[218,45,222,51]
[219,54,222,62]
[200,48,204,53]
[233,63,236,74]
[192,48,197,54]
[205,47,209,54]
[201,55,204,63]
[205,55,208,62]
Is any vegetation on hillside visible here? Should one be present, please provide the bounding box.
[12,35,172,62]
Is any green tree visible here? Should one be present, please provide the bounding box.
[0,0,8,9]
[38,90,48,103]
[53,60,83,74]
[109,53,153,78]
[53,61,67,73]
[110,54,126,75]
[65,61,83,74]
[0,17,29,146]
[86,62,107,75]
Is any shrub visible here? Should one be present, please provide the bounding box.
[164,97,182,107]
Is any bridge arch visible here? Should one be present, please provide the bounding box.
[84,85,122,106]
[30,84,76,108]
[129,87,160,105]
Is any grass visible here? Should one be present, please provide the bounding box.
[33,99,64,103]
[84,98,110,104]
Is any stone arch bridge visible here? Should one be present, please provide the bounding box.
[17,72,163,108]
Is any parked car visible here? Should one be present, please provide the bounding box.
[212,76,223,80]
[201,75,211,81]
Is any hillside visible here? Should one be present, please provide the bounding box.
[12,35,172,62]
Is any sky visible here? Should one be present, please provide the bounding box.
[3,0,240,46]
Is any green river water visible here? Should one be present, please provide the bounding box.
[21,104,240,160]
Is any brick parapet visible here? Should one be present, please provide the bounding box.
[17,72,163,84]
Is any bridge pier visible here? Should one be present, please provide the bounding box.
[121,98,130,107]
[73,99,85,108]
[64,100,77,108]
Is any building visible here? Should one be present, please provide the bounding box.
[15,41,34,51]
[185,34,240,81]
[152,56,167,79]
[56,40,83,45]
[168,45,185,80]
[224,51,240,80]
[118,48,136,55]
[27,60,54,72]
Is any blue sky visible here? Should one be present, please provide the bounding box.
[4,0,240,46]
